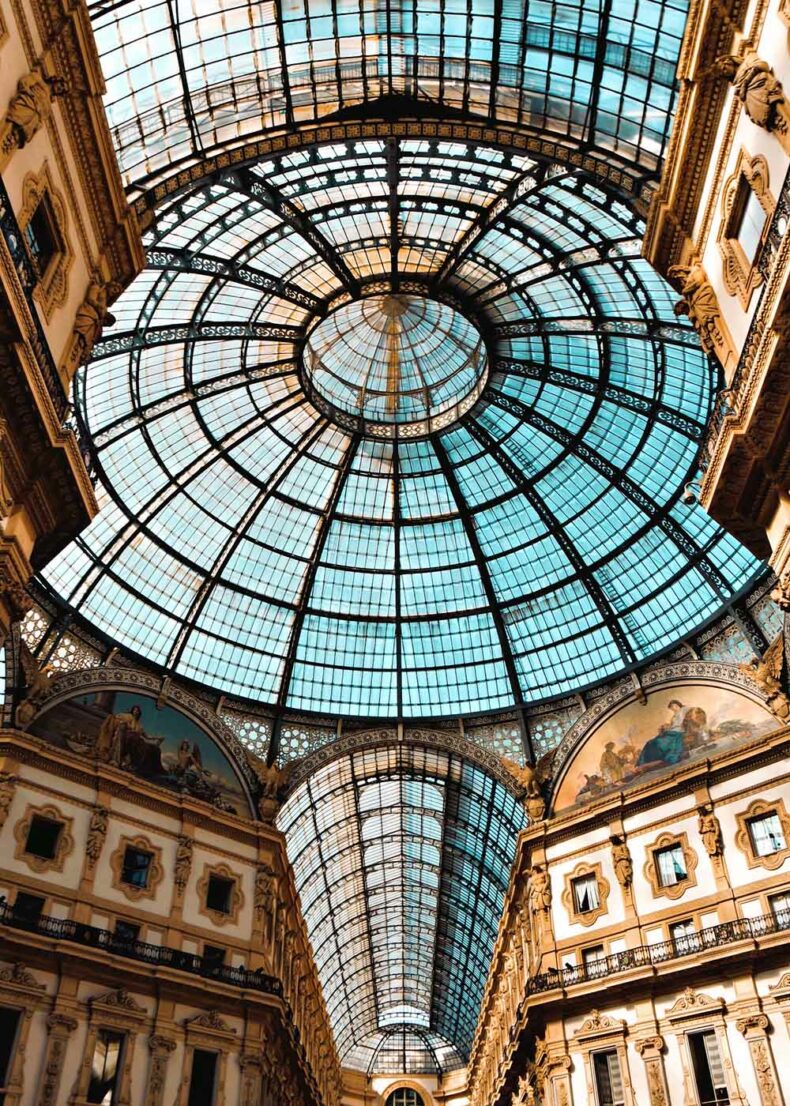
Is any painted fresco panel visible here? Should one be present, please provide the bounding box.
[554,684,776,811]
[29,690,247,815]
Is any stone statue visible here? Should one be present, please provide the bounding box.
[610,835,633,889]
[173,835,193,893]
[15,641,54,727]
[254,863,276,917]
[0,772,16,829]
[527,865,552,914]
[1,69,67,158]
[72,280,118,365]
[740,633,790,720]
[668,259,726,360]
[697,804,724,858]
[502,748,554,823]
[255,761,290,823]
[717,50,789,139]
[85,806,109,869]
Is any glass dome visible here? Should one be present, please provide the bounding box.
[303,294,488,435]
[40,139,761,718]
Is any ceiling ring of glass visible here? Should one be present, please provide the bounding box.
[301,293,490,438]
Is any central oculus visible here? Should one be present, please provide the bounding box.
[302,294,488,437]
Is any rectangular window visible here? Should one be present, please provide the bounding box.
[592,1049,625,1106]
[734,183,767,266]
[113,919,141,945]
[87,1029,125,1105]
[24,195,60,276]
[205,875,234,915]
[572,874,600,914]
[12,892,44,923]
[747,813,786,857]
[582,945,606,978]
[121,847,153,888]
[24,815,62,860]
[0,1007,22,1103]
[670,918,697,954]
[688,1029,729,1105]
[769,891,790,925]
[655,844,687,887]
[203,944,226,967]
[187,1049,218,1106]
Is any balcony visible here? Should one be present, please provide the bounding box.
[0,899,281,995]
[529,909,790,993]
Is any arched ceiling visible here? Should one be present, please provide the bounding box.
[89,0,689,192]
[40,139,760,718]
[277,744,525,1071]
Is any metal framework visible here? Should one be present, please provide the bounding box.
[277,744,525,1070]
[41,136,761,724]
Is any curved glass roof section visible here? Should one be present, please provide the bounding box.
[89,0,689,191]
[277,745,525,1071]
[304,294,488,434]
[41,139,760,717]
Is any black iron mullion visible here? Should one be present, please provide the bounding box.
[231,167,360,295]
[584,0,614,149]
[387,138,401,290]
[425,763,450,1032]
[270,435,362,759]
[393,439,403,719]
[348,754,384,1041]
[486,391,737,602]
[164,0,203,156]
[432,437,524,706]
[487,0,503,119]
[463,416,638,669]
[165,416,330,672]
[145,247,322,312]
[272,0,295,126]
[493,316,698,348]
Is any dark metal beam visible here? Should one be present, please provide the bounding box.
[432,436,525,705]
[92,321,302,360]
[463,416,638,669]
[493,316,699,348]
[387,137,401,290]
[145,246,322,312]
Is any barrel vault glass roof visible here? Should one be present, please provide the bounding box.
[277,745,525,1071]
[90,0,690,192]
[41,138,761,718]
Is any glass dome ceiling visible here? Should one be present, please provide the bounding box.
[41,138,761,718]
[303,294,488,435]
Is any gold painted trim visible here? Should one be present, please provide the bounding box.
[109,834,164,902]
[735,798,790,872]
[196,861,244,927]
[12,801,73,874]
[643,831,699,901]
[561,862,610,927]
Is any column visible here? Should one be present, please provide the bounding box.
[145,1035,177,1106]
[634,1036,670,1106]
[37,1013,78,1106]
[736,1014,784,1106]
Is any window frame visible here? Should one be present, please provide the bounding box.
[197,863,244,926]
[13,803,74,874]
[562,862,610,927]
[110,835,164,902]
[644,832,698,901]
[717,149,774,308]
[736,799,790,872]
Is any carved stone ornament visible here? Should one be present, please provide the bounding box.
[68,278,119,369]
[0,771,16,828]
[739,633,790,720]
[254,862,276,915]
[718,152,774,307]
[185,1010,236,1034]
[643,831,698,900]
[717,50,790,152]
[0,68,67,158]
[92,987,146,1012]
[561,862,610,926]
[527,865,552,913]
[668,258,729,362]
[0,961,42,988]
[85,806,109,869]
[697,804,724,858]
[610,835,633,889]
[0,569,32,624]
[575,1009,626,1037]
[667,987,724,1020]
[15,640,54,727]
[173,834,193,893]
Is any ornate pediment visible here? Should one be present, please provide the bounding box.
[0,961,44,989]
[92,988,146,1014]
[667,988,725,1021]
[574,1009,627,1040]
[185,1010,237,1035]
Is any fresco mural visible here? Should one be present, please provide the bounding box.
[554,684,777,811]
[29,690,247,815]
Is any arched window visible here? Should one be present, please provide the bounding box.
[385,1088,424,1106]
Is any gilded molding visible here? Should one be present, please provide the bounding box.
[12,800,73,873]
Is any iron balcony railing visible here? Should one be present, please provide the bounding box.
[529,908,790,994]
[0,900,281,995]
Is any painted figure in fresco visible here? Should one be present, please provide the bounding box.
[97,704,164,774]
[599,741,626,784]
[636,699,688,767]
